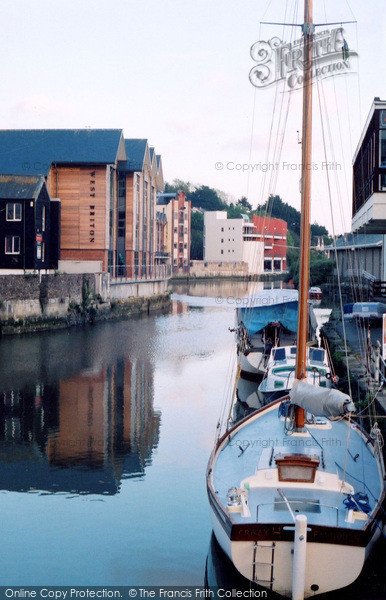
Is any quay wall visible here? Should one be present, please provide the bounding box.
[0,273,171,336]
[321,315,386,419]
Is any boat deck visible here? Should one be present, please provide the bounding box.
[212,403,383,531]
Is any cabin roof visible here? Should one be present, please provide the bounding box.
[0,129,125,176]
[0,174,45,199]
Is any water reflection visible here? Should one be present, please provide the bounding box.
[172,279,290,299]
[0,324,160,495]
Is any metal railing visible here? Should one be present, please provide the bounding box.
[110,263,171,282]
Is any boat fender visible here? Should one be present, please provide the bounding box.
[278,400,290,418]
[343,493,371,513]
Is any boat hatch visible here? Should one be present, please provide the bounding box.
[274,496,321,513]
[275,453,320,483]
[272,348,286,362]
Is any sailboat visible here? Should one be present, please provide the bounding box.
[206,3,385,598]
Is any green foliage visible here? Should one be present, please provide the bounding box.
[227,203,245,219]
[287,250,334,287]
[191,212,204,260]
[189,185,225,211]
[164,179,191,194]
[237,197,252,211]
[258,195,301,235]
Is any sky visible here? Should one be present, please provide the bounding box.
[1,0,385,234]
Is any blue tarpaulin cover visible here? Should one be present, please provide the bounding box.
[237,289,299,334]
[238,300,299,334]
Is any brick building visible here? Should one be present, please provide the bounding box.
[252,215,287,273]
[157,191,191,273]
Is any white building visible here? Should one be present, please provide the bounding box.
[204,211,264,275]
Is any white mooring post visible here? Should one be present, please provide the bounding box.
[292,514,307,600]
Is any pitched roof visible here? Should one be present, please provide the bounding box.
[0,129,125,176]
[157,192,177,205]
[149,147,155,162]
[0,174,45,199]
[119,139,148,172]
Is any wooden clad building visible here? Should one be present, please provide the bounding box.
[0,129,126,273]
[117,139,164,278]
[0,130,165,276]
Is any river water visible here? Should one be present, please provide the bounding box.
[0,280,384,597]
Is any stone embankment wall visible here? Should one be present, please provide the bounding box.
[185,260,249,279]
[0,273,170,336]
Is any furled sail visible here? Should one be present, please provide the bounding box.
[289,380,356,419]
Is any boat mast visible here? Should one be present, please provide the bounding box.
[295,0,314,429]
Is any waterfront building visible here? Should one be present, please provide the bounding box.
[0,129,126,272]
[0,130,164,278]
[157,191,191,273]
[203,211,286,275]
[352,97,386,281]
[117,139,164,278]
[252,215,287,273]
[0,175,60,271]
[324,233,383,281]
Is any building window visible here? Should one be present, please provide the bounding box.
[274,259,282,271]
[5,236,20,254]
[380,130,386,167]
[221,239,224,243]
[42,205,46,231]
[380,173,386,191]
[174,243,177,248]
[221,249,223,255]
[6,203,22,221]
[264,258,272,271]
[221,227,224,232]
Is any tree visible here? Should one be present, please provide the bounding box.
[237,197,252,211]
[286,249,333,287]
[164,179,191,194]
[190,212,204,260]
[189,186,226,211]
[257,195,301,236]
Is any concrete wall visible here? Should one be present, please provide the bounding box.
[58,260,102,274]
[110,278,169,299]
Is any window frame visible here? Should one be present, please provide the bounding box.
[6,202,22,222]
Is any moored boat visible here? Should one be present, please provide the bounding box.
[206,1,385,597]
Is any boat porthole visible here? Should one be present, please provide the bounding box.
[310,585,319,592]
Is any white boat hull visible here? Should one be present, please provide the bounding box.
[240,351,264,376]
[210,505,379,598]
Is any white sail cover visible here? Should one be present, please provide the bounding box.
[289,381,356,419]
